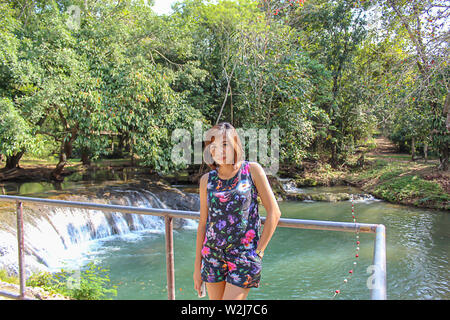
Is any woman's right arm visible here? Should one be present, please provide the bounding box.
[194,173,209,273]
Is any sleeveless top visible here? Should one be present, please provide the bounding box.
[204,160,261,254]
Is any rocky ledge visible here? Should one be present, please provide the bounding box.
[284,192,377,202]
[0,280,73,300]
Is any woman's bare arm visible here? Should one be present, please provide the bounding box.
[194,173,209,272]
[249,162,282,253]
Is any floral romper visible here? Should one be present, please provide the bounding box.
[200,160,263,288]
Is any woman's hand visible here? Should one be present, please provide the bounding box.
[193,268,203,296]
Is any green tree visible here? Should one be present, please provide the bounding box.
[288,0,371,167]
[376,0,449,170]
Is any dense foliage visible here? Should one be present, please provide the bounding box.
[0,0,448,173]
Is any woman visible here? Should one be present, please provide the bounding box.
[193,122,282,300]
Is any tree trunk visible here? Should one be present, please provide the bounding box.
[423,142,428,163]
[51,152,67,181]
[124,132,131,153]
[330,142,338,169]
[130,136,134,167]
[5,151,25,170]
[115,133,126,157]
[230,85,233,126]
[411,136,416,161]
[51,134,76,181]
[81,148,91,166]
[438,140,448,171]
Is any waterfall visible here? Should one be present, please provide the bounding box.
[278,177,305,194]
[350,193,382,203]
[0,186,200,277]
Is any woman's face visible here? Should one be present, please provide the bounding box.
[210,134,235,165]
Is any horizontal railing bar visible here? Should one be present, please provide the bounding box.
[0,290,33,300]
[0,195,198,217]
[0,195,386,300]
[0,195,378,233]
[274,217,377,233]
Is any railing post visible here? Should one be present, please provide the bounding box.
[371,224,387,300]
[16,201,26,300]
[164,215,175,300]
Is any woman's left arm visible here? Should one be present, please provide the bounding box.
[249,162,282,254]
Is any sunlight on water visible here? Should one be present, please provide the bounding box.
[67,197,449,300]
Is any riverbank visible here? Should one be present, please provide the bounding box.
[282,137,449,211]
[1,138,448,211]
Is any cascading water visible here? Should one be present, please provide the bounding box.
[278,177,305,194]
[0,186,200,277]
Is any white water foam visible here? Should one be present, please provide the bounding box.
[0,188,196,276]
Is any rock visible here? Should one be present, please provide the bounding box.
[0,280,72,300]
[284,192,373,202]
[295,177,319,187]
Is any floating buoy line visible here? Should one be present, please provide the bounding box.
[332,193,360,299]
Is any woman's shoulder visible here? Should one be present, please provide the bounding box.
[246,161,264,181]
[199,172,210,187]
[247,161,263,172]
[247,161,268,181]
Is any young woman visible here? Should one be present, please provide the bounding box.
[193,122,281,300]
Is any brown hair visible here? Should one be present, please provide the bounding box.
[203,122,244,171]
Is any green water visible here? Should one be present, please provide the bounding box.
[80,199,449,300]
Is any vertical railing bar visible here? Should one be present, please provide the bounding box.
[164,215,175,300]
[16,200,26,300]
[371,224,387,300]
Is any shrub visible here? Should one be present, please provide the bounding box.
[26,262,117,300]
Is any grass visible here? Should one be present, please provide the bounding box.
[18,155,141,170]
[0,269,19,285]
[346,157,449,210]
[19,155,83,168]
[373,175,449,204]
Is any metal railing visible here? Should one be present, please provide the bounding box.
[0,195,387,300]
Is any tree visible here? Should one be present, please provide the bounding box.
[376,0,449,170]
[287,0,371,167]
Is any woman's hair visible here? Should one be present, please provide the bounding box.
[203,122,244,170]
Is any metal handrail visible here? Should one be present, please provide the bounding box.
[0,195,387,300]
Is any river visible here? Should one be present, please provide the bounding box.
[0,171,448,300]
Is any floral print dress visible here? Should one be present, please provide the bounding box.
[200,160,263,288]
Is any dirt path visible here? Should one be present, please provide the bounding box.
[368,136,441,165]
[366,136,449,195]
[367,136,399,155]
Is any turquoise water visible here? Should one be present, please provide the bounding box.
[75,199,449,300]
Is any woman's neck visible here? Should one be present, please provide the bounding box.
[217,161,241,179]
